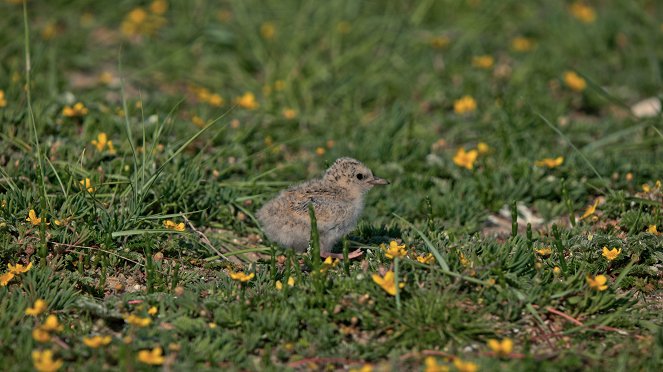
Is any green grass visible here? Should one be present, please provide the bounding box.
[1,0,662,370]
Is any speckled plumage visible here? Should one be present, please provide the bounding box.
[257,158,389,257]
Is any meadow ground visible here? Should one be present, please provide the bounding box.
[0,0,662,371]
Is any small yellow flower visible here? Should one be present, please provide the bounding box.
[535,156,564,168]
[98,71,114,85]
[472,55,494,69]
[349,364,374,372]
[207,93,224,107]
[287,276,295,287]
[381,241,407,259]
[459,253,470,267]
[454,95,477,114]
[563,71,586,92]
[26,299,48,316]
[578,199,600,221]
[282,108,297,119]
[128,7,148,23]
[535,247,552,257]
[228,270,255,282]
[275,280,283,290]
[453,358,478,372]
[137,347,165,365]
[477,142,490,155]
[0,272,14,286]
[235,92,259,110]
[91,133,115,154]
[149,0,168,15]
[163,220,185,231]
[260,21,276,39]
[62,102,89,117]
[642,183,651,193]
[320,256,340,273]
[569,2,596,23]
[601,247,621,261]
[41,315,64,332]
[416,253,435,264]
[33,327,52,343]
[32,349,63,372]
[453,148,479,170]
[82,335,112,348]
[148,306,158,316]
[586,274,608,291]
[511,36,534,52]
[8,262,33,274]
[79,178,95,193]
[430,35,450,49]
[208,322,217,329]
[371,270,404,296]
[0,89,7,108]
[487,337,513,357]
[124,314,152,327]
[424,356,449,372]
[26,209,48,226]
[315,147,326,156]
[553,266,561,275]
[647,225,660,235]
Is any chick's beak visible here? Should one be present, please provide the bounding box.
[368,176,390,185]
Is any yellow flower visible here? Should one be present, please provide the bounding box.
[477,142,490,155]
[586,274,608,291]
[535,247,552,257]
[32,349,63,372]
[453,148,479,170]
[430,35,450,49]
[282,108,297,119]
[511,36,534,52]
[569,2,596,23]
[275,280,283,290]
[79,178,95,193]
[535,156,564,168]
[33,327,52,343]
[487,338,513,357]
[26,299,48,316]
[563,71,586,92]
[381,241,407,259]
[235,92,259,110]
[0,89,7,107]
[454,95,477,114]
[62,102,89,117]
[163,220,185,231]
[287,276,295,287]
[260,21,276,39]
[208,322,217,329]
[642,183,651,193]
[424,356,449,372]
[148,306,158,316]
[0,272,14,286]
[459,253,470,267]
[647,225,660,235]
[8,261,33,274]
[601,247,621,261]
[91,133,115,154]
[553,266,561,275]
[124,314,152,327]
[315,147,326,156]
[228,270,255,282]
[371,270,404,296]
[26,209,48,225]
[416,253,435,264]
[207,93,224,107]
[83,335,112,348]
[320,256,340,273]
[453,358,478,372]
[41,315,64,332]
[128,7,148,23]
[578,199,600,220]
[349,364,373,372]
[472,55,494,69]
[137,347,165,365]
[149,0,168,15]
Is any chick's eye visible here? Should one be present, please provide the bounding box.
[356,173,364,180]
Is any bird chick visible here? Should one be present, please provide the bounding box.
[257,157,389,258]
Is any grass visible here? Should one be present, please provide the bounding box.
[0,0,662,370]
